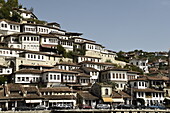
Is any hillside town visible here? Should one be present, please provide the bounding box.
[0,0,169,111]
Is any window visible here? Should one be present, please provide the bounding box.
[24,37,26,41]
[134,82,137,86]
[26,77,29,81]
[1,24,4,27]
[17,77,21,81]
[57,75,60,80]
[116,74,118,78]
[68,76,71,80]
[54,75,56,80]
[105,89,109,95]
[22,77,25,81]
[50,75,52,79]
[136,62,139,65]
[46,75,48,81]
[72,76,74,80]
[139,82,141,86]
[123,74,125,79]
[120,84,123,88]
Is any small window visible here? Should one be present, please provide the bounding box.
[1,24,4,27]
[50,75,52,79]
[54,75,56,80]
[57,75,60,80]
[105,88,109,95]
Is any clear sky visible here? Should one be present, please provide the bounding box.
[18,0,170,52]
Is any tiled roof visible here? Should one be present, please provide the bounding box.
[78,91,98,100]
[0,47,26,51]
[119,91,131,98]
[40,34,59,38]
[23,86,38,92]
[77,73,90,78]
[81,67,99,72]
[75,55,101,59]
[101,68,129,72]
[7,83,23,91]
[0,19,21,25]
[42,95,76,100]
[25,94,41,99]
[55,62,80,66]
[21,50,61,57]
[130,75,169,81]
[112,91,122,98]
[127,71,140,74]
[15,69,42,74]
[39,87,73,92]
[132,88,164,93]
[79,61,113,65]
[43,69,79,74]
[20,64,54,68]
[65,32,83,36]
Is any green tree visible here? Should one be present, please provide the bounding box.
[124,64,144,75]
[10,11,21,22]
[0,0,5,4]
[104,81,117,90]
[0,76,7,85]
[105,59,112,63]
[56,45,66,56]
[0,6,10,19]
[6,0,18,8]
[116,51,129,63]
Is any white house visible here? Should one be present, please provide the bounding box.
[79,61,114,71]
[100,68,129,91]
[42,68,79,87]
[14,69,42,84]
[129,58,149,73]
[129,76,165,106]
[0,19,20,35]
[0,65,12,75]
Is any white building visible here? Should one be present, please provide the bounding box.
[129,58,149,73]
[129,76,165,106]
[79,61,114,71]
[0,65,12,75]
[42,68,79,87]
[100,68,129,91]
[0,19,20,35]
[14,69,42,84]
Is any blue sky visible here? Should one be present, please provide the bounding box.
[19,0,170,52]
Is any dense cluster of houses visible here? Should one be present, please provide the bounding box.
[0,7,169,110]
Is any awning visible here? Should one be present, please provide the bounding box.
[25,100,42,103]
[103,97,113,102]
[112,98,124,103]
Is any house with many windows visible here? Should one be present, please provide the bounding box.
[100,68,129,91]
[128,76,166,106]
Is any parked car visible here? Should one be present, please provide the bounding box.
[15,106,32,111]
[57,104,73,109]
[79,104,92,109]
[96,104,110,109]
[147,105,166,109]
[34,105,47,110]
[116,104,135,109]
